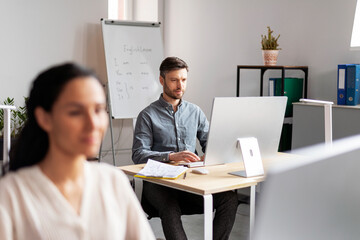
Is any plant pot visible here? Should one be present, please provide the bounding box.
[262,50,279,66]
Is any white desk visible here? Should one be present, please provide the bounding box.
[119,154,293,239]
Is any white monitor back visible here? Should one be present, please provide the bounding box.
[253,134,360,240]
[204,96,287,166]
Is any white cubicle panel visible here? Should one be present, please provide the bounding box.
[253,134,360,240]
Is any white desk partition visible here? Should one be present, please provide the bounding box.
[299,99,333,146]
[253,134,360,240]
[1,105,16,167]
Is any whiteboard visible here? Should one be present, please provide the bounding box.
[101,19,163,119]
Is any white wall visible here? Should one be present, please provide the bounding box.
[133,0,158,22]
[0,0,130,165]
[0,0,108,106]
[98,0,360,164]
[2,0,360,166]
[163,0,360,118]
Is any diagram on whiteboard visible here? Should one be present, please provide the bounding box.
[102,20,163,119]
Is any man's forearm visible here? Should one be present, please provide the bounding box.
[132,149,171,164]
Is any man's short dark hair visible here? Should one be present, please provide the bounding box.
[159,57,188,78]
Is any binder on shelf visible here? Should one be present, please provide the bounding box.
[337,64,347,105]
[269,78,275,96]
[269,77,303,117]
[346,64,360,106]
[278,123,292,152]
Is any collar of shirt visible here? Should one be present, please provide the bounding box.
[158,94,183,114]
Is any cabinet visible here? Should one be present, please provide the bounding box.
[236,65,309,151]
[292,103,360,149]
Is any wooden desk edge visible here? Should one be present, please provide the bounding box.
[118,164,264,195]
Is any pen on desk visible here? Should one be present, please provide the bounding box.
[183,172,187,179]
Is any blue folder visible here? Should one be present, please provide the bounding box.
[346,64,360,106]
[337,64,347,105]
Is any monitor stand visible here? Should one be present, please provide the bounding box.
[228,170,247,178]
[228,137,264,178]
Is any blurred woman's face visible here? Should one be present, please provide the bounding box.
[39,76,108,159]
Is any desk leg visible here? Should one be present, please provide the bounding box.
[134,178,143,201]
[203,194,213,240]
[249,185,256,240]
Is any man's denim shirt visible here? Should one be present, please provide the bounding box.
[132,95,209,164]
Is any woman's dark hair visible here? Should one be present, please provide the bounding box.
[159,57,188,79]
[5,62,98,174]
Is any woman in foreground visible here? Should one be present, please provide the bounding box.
[0,63,155,240]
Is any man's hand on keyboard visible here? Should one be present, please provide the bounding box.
[169,151,200,162]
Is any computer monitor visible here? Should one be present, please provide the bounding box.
[203,96,287,166]
[252,134,360,240]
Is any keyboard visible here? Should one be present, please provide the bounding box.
[179,161,204,168]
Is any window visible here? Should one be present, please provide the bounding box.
[351,0,360,48]
[108,0,127,20]
[108,0,158,21]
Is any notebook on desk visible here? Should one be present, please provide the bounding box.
[135,159,187,179]
[181,96,287,168]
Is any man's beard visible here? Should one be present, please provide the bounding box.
[164,84,183,100]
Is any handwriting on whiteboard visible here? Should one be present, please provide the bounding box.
[123,44,152,55]
[111,44,156,102]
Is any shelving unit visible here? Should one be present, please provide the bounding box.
[236,65,309,151]
[236,65,308,97]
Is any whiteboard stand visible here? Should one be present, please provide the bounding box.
[99,84,137,166]
[100,19,163,119]
[1,105,16,172]
[98,83,117,165]
[108,112,117,166]
[299,99,333,146]
[100,19,164,166]
[97,142,102,163]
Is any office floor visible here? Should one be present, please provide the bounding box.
[148,203,250,240]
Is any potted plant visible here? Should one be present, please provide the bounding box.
[0,97,28,160]
[261,26,281,66]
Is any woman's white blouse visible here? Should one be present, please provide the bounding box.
[0,162,155,240]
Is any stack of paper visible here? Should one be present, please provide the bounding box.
[135,159,187,180]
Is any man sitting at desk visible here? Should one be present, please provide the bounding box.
[132,57,238,240]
